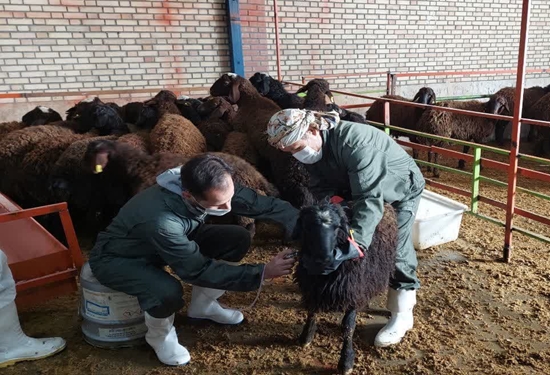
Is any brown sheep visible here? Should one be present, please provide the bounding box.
[0,125,78,182]
[296,79,334,111]
[195,97,235,151]
[8,131,87,207]
[222,131,259,167]
[0,121,25,138]
[136,90,181,130]
[417,96,509,177]
[488,85,550,144]
[150,113,207,156]
[365,87,437,158]
[527,92,550,156]
[210,73,313,208]
[118,131,151,154]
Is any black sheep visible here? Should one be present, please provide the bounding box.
[135,90,181,129]
[21,106,62,126]
[297,78,334,111]
[66,97,129,135]
[249,72,304,109]
[210,73,314,209]
[327,104,368,124]
[120,102,144,124]
[293,202,397,375]
[176,97,204,124]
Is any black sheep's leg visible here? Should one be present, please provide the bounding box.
[427,149,432,173]
[410,135,419,160]
[299,311,317,347]
[495,121,507,147]
[338,309,357,375]
[433,152,440,178]
[458,145,470,170]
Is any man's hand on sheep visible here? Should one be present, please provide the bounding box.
[263,248,297,279]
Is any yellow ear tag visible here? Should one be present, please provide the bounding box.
[349,229,355,240]
[94,164,103,174]
[330,96,335,103]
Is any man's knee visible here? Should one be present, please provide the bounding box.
[158,277,184,307]
[146,278,184,318]
[223,226,252,262]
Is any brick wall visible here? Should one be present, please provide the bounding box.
[0,0,230,103]
[1,0,550,112]
[240,0,550,98]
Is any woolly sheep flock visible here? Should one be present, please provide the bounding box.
[1,72,550,373]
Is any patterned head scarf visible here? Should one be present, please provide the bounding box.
[266,109,340,148]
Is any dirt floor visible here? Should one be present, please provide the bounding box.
[5,141,550,375]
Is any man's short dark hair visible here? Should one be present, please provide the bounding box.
[180,154,234,199]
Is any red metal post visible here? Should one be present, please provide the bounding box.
[273,0,282,81]
[383,101,390,135]
[504,0,531,262]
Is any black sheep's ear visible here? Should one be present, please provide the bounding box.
[291,216,302,240]
[429,90,436,104]
[261,77,270,95]
[503,99,511,114]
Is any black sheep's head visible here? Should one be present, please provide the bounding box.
[21,106,63,126]
[326,103,347,117]
[92,104,128,135]
[486,94,510,115]
[84,139,118,175]
[210,73,244,104]
[105,102,124,117]
[197,97,233,119]
[66,97,102,120]
[121,102,144,124]
[153,90,177,103]
[249,72,272,96]
[292,202,351,264]
[176,98,203,124]
[296,79,334,104]
[413,87,436,105]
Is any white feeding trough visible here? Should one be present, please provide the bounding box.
[412,190,469,250]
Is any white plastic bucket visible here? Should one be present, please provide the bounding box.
[412,190,469,250]
[80,262,146,349]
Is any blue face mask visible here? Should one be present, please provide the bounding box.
[184,194,231,217]
[205,207,231,216]
[292,146,323,164]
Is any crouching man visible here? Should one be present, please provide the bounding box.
[89,154,298,366]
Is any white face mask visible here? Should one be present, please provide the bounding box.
[205,207,231,216]
[292,146,323,164]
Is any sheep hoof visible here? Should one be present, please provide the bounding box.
[338,363,354,375]
[298,332,314,348]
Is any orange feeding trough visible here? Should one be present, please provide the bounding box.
[0,193,84,309]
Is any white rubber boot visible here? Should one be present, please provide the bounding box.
[144,312,190,366]
[187,286,244,325]
[0,302,66,368]
[374,288,416,348]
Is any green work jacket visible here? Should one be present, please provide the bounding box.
[90,182,298,292]
[305,120,425,250]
